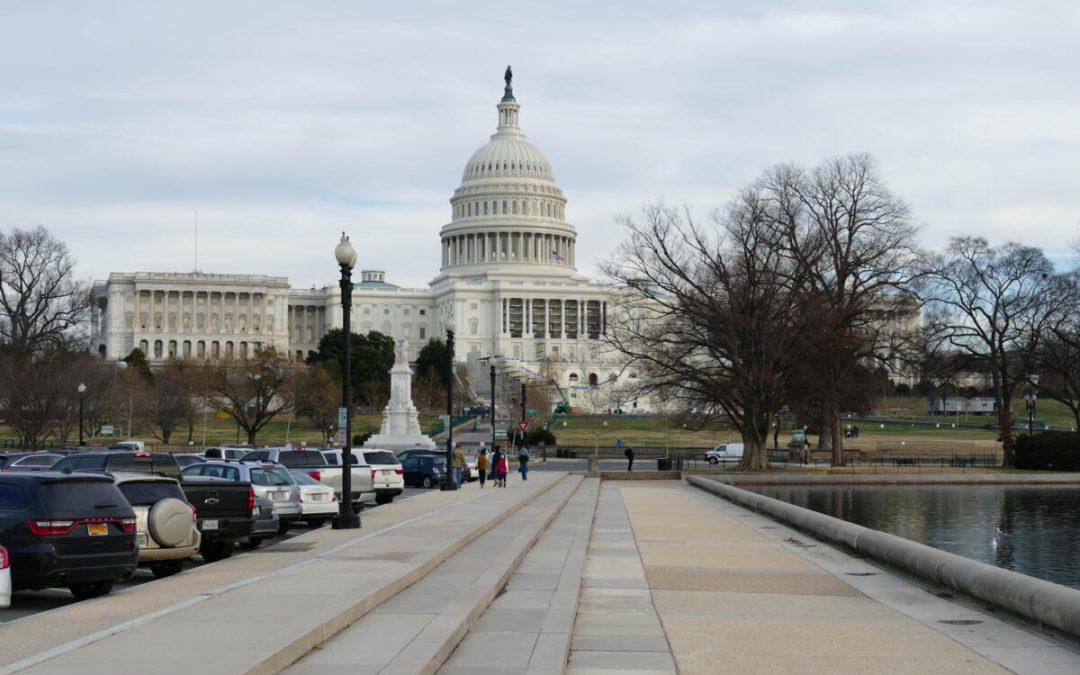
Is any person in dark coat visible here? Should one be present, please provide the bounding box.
[624,446,635,471]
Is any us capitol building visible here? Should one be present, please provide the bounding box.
[90,71,640,409]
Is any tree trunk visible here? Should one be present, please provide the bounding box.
[247,429,258,445]
[830,407,844,466]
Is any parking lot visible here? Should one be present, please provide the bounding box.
[0,485,431,624]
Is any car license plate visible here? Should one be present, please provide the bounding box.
[382,469,392,475]
[87,522,108,536]
[203,519,219,531]
[311,494,324,502]
[137,534,148,548]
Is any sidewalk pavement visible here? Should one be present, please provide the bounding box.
[603,480,1080,675]
[5,475,1080,674]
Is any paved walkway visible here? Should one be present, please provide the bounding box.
[608,480,1080,675]
[5,475,1080,674]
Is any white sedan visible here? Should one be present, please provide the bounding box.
[288,470,339,527]
[1,545,11,608]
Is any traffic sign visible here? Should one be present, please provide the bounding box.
[518,421,529,432]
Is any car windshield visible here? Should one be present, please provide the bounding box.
[289,471,320,486]
[364,452,398,465]
[118,481,186,505]
[183,464,241,481]
[249,467,293,486]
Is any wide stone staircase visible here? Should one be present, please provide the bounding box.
[4,472,600,675]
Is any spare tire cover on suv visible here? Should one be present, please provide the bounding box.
[148,498,192,547]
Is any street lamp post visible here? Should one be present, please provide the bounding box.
[1025,391,1037,435]
[520,381,526,447]
[333,233,360,530]
[77,383,87,446]
[442,320,458,491]
[487,356,500,453]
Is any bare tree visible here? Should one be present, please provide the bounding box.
[923,238,1075,465]
[206,346,294,445]
[146,359,196,444]
[604,193,809,471]
[290,363,339,443]
[772,155,922,465]
[0,226,90,361]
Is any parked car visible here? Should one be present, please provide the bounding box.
[704,443,745,464]
[51,451,181,480]
[173,454,205,468]
[0,452,64,472]
[240,496,279,549]
[311,448,377,509]
[396,448,442,463]
[108,441,145,452]
[0,472,138,599]
[202,446,251,461]
[0,545,10,608]
[287,470,338,527]
[182,461,302,533]
[178,476,255,562]
[353,449,404,505]
[112,473,200,578]
[400,454,446,489]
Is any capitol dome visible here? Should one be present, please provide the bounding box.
[439,69,577,275]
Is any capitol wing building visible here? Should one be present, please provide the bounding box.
[90,74,641,411]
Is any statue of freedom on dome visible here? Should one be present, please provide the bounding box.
[504,65,513,87]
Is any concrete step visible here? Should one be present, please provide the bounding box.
[285,474,587,675]
[439,477,601,675]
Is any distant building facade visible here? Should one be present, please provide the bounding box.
[90,76,631,410]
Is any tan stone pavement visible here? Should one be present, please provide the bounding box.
[619,481,1018,675]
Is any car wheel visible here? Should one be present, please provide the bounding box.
[240,538,263,550]
[278,520,291,535]
[708,457,719,465]
[69,580,115,600]
[306,517,329,528]
[200,540,235,562]
[150,560,185,579]
[421,476,433,489]
[375,493,393,505]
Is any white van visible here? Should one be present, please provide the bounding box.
[704,442,744,464]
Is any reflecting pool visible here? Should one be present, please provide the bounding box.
[751,485,1080,589]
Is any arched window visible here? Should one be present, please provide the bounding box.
[568,373,579,384]
[502,200,507,213]
[588,373,599,386]
[483,202,488,215]
[153,340,163,359]
[211,341,220,359]
[139,339,149,355]
[512,201,518,214]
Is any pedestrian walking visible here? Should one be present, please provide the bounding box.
[517,444,530,481]
[489,446,501,483]
[453,444,466,488]
[496,449,509,487]
[624,446,635,471]
[477,447,488,489]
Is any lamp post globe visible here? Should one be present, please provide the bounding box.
[442,319,458,490]
[332,233,360,530]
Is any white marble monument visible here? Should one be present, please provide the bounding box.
[363,339,437,451]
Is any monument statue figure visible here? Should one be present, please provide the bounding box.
[504,65,513,87]
[394,338,410,364]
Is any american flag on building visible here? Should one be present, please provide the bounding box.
[551,249,563,262]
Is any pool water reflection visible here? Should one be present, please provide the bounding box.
[751,485,1080,589]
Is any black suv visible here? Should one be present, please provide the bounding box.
[51,451,181,480]
[0,472,138,599]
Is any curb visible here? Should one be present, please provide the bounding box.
[687,475,1080,639]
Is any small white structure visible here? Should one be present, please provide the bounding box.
[363,339,437,451]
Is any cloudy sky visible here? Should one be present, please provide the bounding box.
[2,1,1078,289]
